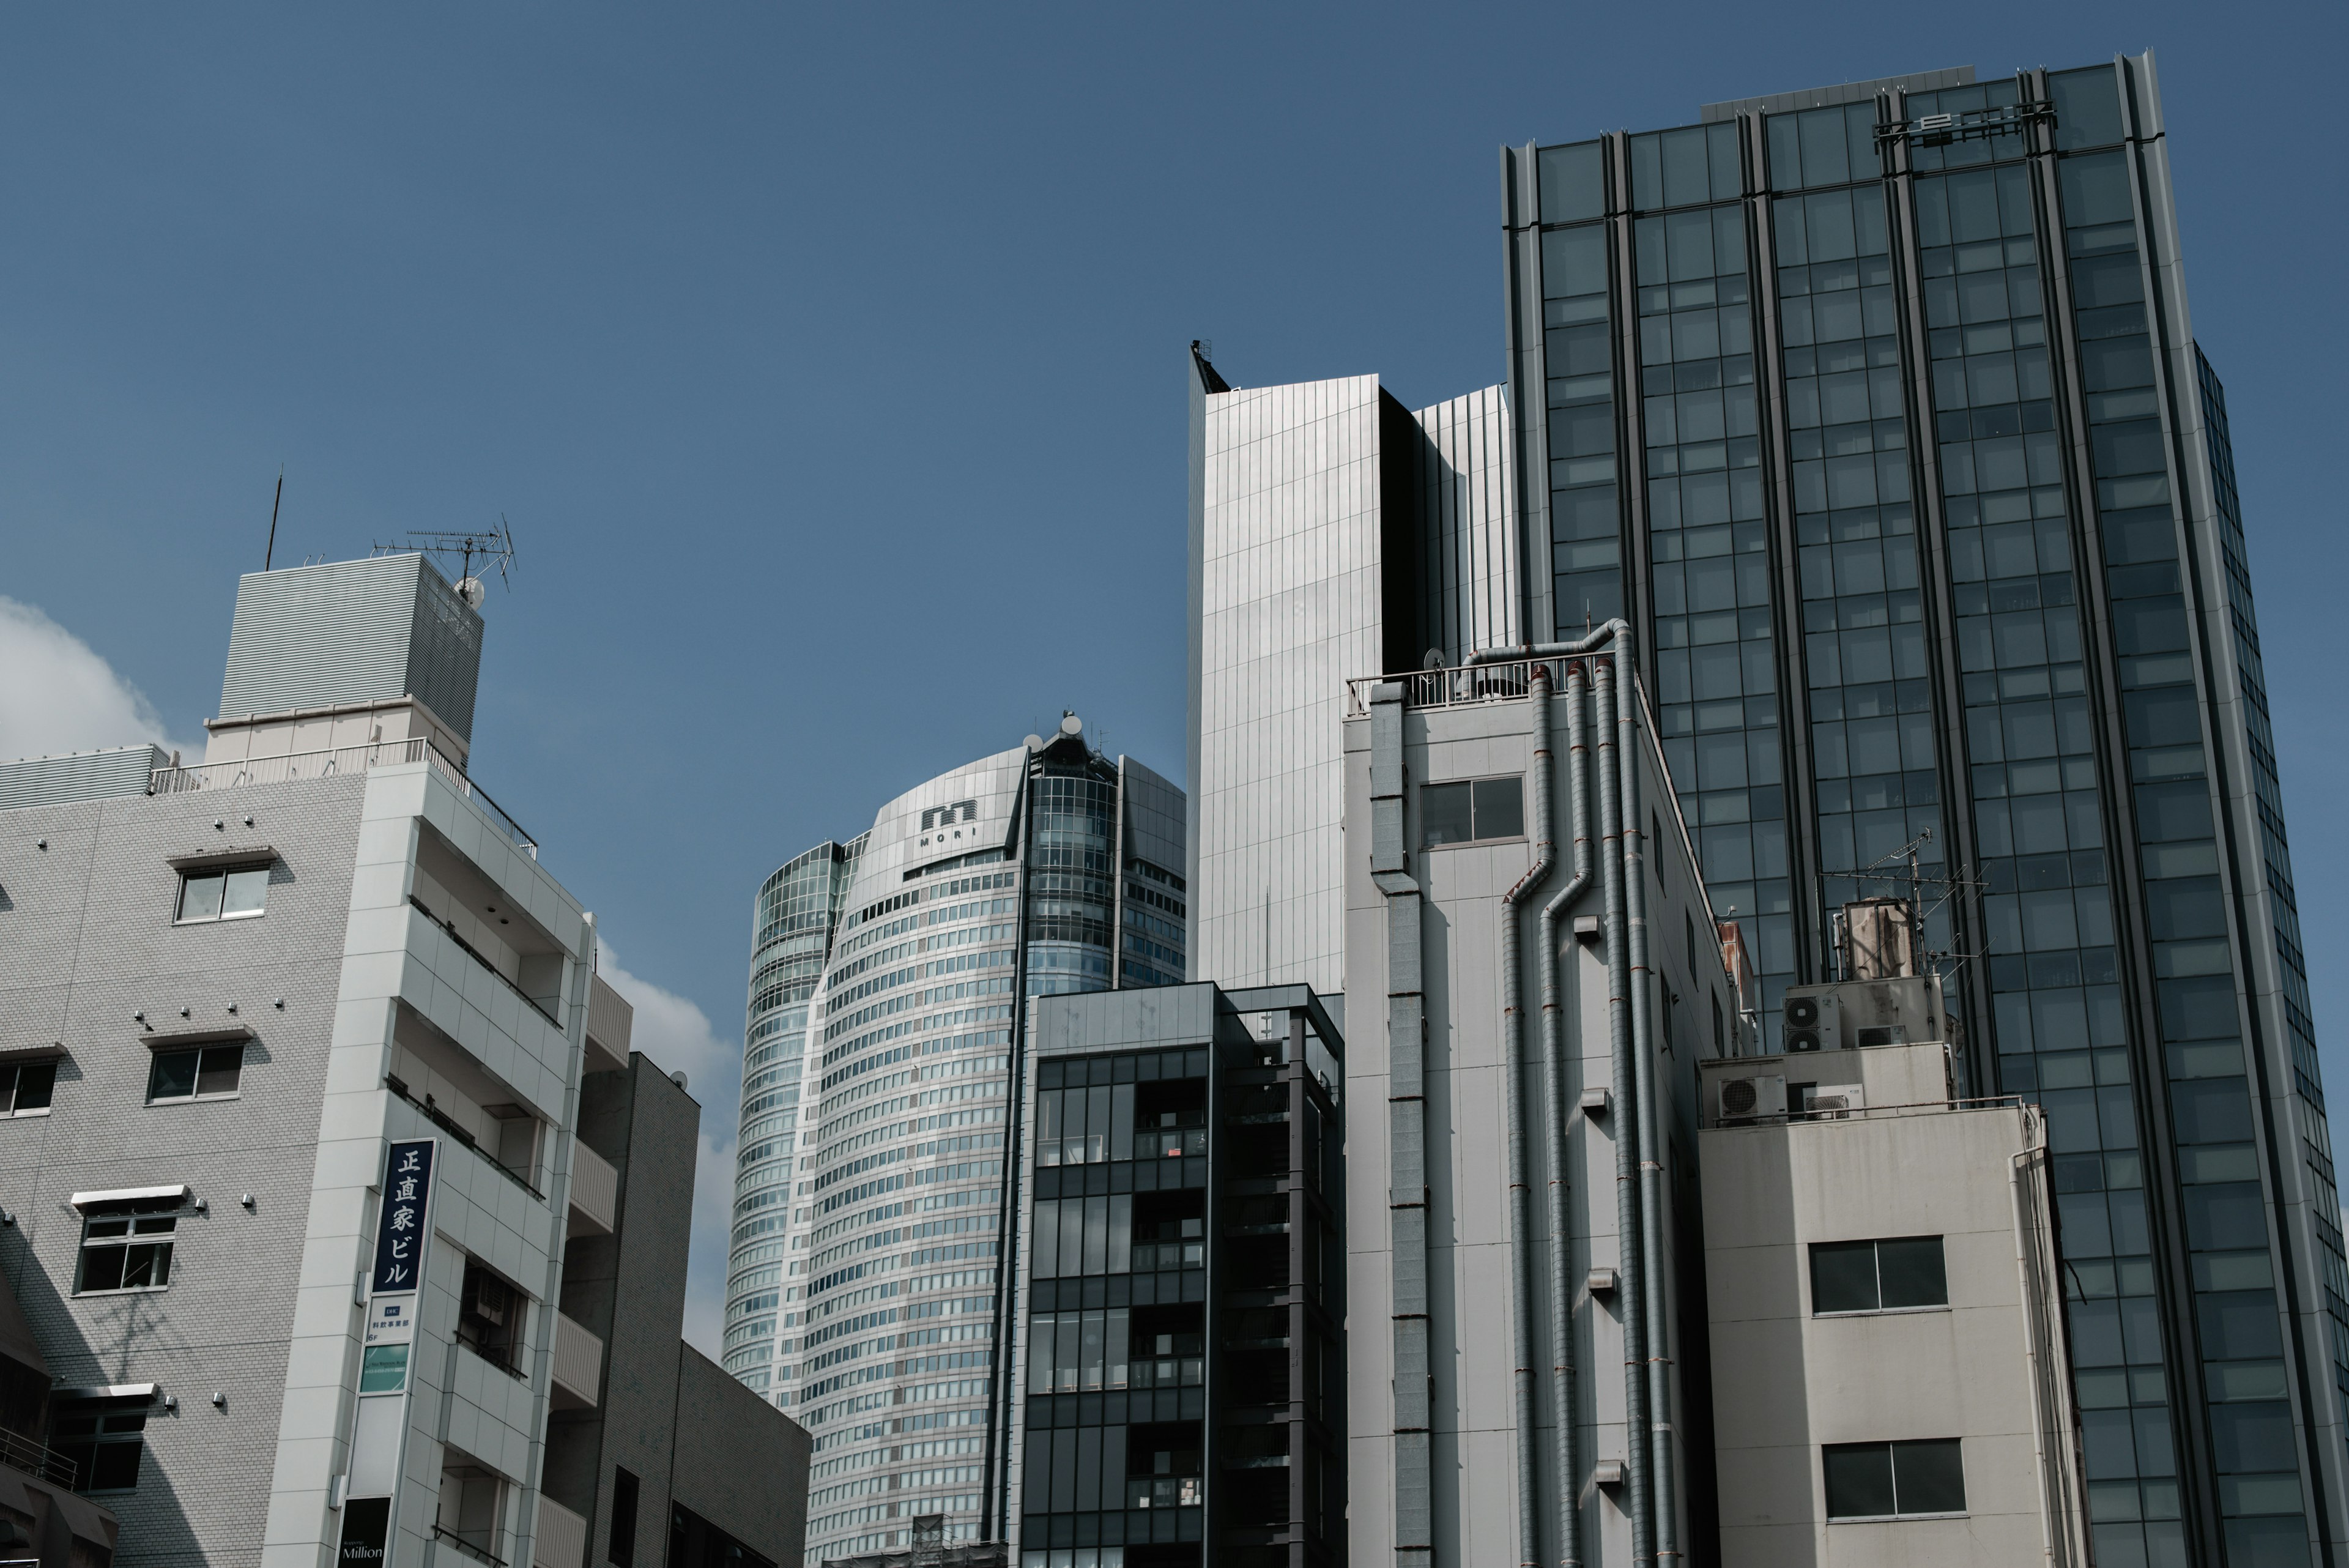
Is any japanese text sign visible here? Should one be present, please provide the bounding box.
[369,1139,436,1296]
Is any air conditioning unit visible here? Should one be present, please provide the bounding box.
[1781,987,1844,1053]
[1835,974,1943,1049]
[1784,975,1946,1052]
[1805,1083,1866,1120]
[1713,1074,1786,1124]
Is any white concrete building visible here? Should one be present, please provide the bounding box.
[1699,1021,2089,1565]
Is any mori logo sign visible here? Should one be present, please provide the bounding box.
[920,800,984,847]
[921,801,979,832]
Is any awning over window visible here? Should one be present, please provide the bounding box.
[69,1187,187,1213]
[163,845,276,872]
[138,1026,254,1052]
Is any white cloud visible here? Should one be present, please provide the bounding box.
[593,949,742,1360]
[0,596,198,762]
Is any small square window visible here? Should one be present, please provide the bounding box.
[176,865,270,924]
[147,1044,244,1104]
[0,1061,56,1116]
[76,1202,179,1294]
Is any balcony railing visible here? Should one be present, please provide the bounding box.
[0,1424,75,1488]
[566,1142,617,1236]
[550,1310,604,1410]
[532,1495,588,1568]
[150,738,536,858]
[410,895,562,1029]
[432,1524,508,1568]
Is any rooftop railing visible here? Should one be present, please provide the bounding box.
[1344,658,1554,717]
[149,738,536,858]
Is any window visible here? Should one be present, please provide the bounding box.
[147,1043,244,1102]
[78,1202,179,1293]
[1823,1438,1967,1518]
[457,1258,521,1371]
[0,1060,55,1116]
[175,864,270,923]
[51,1395,150,1493]
[1811,1236,1948,1313]
[1422,775,1527,847]
[609,1466,640,1567]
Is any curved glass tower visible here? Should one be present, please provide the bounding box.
[723,838,865,1394]
[727,719,1186,1561]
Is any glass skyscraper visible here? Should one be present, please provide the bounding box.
[725,721,1186,1561]
[1494,53,2342,1567]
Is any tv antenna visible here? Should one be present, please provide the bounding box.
[263,465,285,570]
[371,518,517,608]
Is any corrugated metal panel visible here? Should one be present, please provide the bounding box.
[0,746,169,812]
[406,563,483,740]
[215,555,483,741]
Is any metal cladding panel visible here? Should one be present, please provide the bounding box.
[1408,386,1519,665]
[217,555,483,740]
[404,564,484,740]
[1193,374,1388,995]
[0,745,169,812]
[1116,754,1187,879]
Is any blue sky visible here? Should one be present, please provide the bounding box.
[2,2,2340,1348]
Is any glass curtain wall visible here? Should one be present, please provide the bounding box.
[726,838,862,1395]
[1537,140,1625,631]
[1633,125,1796,1010]
[1026,768,1120,997]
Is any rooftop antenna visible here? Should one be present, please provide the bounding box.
[263,466,284,571]
[371,516,518,608]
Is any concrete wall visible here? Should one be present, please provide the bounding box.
[547,1057,698,1564]
[671,1348,810,1567]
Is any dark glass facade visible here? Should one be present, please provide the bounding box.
[1504,54,2345,1565]
[1009,987,1343,1568]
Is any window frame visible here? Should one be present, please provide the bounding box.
[1822,1437,1969,1520]
[1419,773,1530,850]
[51,1393,153,1493]
[146,1042,246,1105]
[75,1200,182,1296]
[173,861,272,925]
[0,1059,58,1117]
[1808,1235,1950,1317]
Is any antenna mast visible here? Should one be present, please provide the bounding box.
[264,466,284,571]
[370,518,518,606]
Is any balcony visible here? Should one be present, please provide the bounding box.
[150,737,536,857]
[532,1494,588,1568]
[550,1310,604,1410]
[0,1424,76,1489]
[566,1143,617,1237]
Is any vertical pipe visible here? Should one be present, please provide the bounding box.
[1502,663,1557,1567]
[1540,660,1595,1567]
[1593,655,1651,1566]
[1617,644,1679,1565]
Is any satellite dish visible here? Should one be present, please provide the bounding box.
[455,576,488,609]
[1059,714,1083,737]
[1023,734,1045,752]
